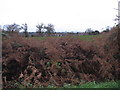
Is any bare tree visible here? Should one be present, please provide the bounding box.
[44,24,55,36]
[85,28,94,35]
[3,23,21,32]
[36,23,44,36]
[22,23,28,37]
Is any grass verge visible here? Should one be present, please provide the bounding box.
[15,80,120,88]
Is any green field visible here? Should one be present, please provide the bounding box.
[32,36,46,40]
[74,35,100,41]
[32,35,100,41]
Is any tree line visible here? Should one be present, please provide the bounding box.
[1,23,111,37]
[2,23,55,37]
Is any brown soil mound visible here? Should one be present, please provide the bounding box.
[2,27,120,88]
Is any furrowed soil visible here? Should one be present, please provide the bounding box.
[2,27,120,88]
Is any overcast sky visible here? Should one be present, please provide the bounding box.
[0,0,119,32]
